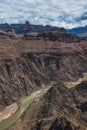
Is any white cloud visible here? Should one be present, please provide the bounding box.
[0,0,87,28]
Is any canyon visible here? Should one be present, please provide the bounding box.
[0,27,87,130]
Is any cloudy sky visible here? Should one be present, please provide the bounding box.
[0,0,87,28]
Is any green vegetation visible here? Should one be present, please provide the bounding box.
[0,87,50,130]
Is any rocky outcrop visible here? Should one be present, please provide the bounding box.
[37,32,80,42]
[0,30,87,129]
[31,117,79,130]
[0,50,87,110]
[0,32,87,110]
[23,31,80,43]
[0,56,49,110]
[8,81,87,130]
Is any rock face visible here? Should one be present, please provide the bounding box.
[8,81,87,130]
[37,32,80,43]
[0,29,87,129]
[0,46,87,110]
[23,32,80,43]
[0,53,52,110]
[0,31,87,110]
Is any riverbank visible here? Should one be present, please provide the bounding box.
[0,86,51,130]
[0,103,18,122]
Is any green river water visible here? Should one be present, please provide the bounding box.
[0,87,50,130]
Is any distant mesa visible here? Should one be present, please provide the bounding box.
[0,21,66,34]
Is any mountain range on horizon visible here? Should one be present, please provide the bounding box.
[68,25,87,35]
[0,21,66,34]
[0,21,87,37]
